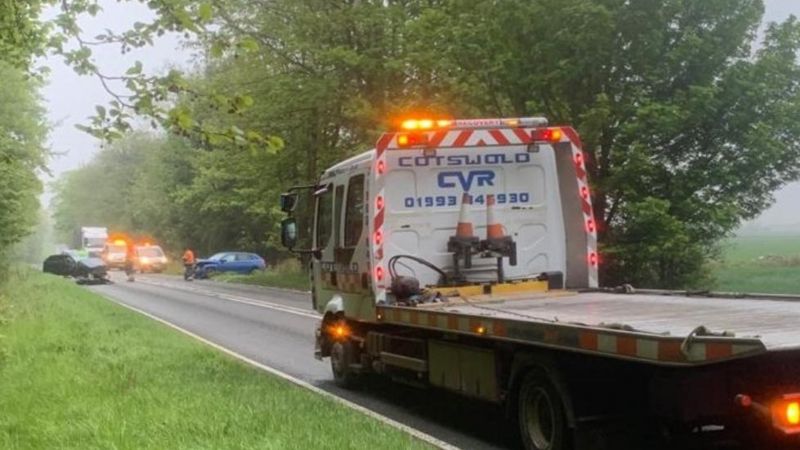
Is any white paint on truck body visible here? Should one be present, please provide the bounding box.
[380,143,566,286]
[311,121,597,319]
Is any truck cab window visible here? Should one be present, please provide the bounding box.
[315,185,333,249]
[344,174,365,247]
[334,185,345,247]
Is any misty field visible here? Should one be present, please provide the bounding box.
[712,235,800,295]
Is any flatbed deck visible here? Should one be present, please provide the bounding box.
[435,291,800,350]
[376,290,800,366]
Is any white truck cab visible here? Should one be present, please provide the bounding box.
[80,226,109,257]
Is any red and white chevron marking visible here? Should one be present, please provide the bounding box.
[382,128,534,150]
[373,133,393,291]
[376,306,766,365]
[561,127,599,288]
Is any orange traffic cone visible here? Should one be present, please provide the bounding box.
[486,194,505,239]
[449,192,481,276]
[455,193,475,238]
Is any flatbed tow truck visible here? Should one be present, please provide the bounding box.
[279,117,800,449]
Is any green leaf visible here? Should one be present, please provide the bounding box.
[176,111,193,130]
[198,3,213,22]
[126,61,143,75]
[210,41,224,58]
[239,37,259,52]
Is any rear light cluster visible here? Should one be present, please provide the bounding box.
[736,393,800,435]
[531,128,563,143]
[773,394,800,433]
[397,133,428,147]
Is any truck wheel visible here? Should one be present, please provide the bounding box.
[518,371,568,450]
[330,340,358,389]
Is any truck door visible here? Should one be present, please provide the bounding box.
[312,183,335,312]
[312,173,370,316]
[337,174,365,265]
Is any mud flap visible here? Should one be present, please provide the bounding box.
[314,326,324,360]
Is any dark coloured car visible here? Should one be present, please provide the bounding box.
[43,253,77,276]
[73,257,110,284]
[42,253,110,284]
[194,252,266,278]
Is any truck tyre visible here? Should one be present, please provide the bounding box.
[330,340,358,389]
[518,370,569,450]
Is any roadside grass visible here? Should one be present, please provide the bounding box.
[213,259,310,291]
[0,269,427,449]
[711,235,800,295]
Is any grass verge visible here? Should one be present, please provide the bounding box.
[213,259,310,291]
[0,269,427,449]
[711,235,800,295]
[214,271,310,291]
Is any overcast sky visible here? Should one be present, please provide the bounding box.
[41,0,800,226]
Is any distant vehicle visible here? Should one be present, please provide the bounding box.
[42,253,109,284]
[73,226,108,257]
[134,244,168,273]
[102,240,128,270]
[73,257,110,284]
[194,252,265,278]
[43,253,77,277]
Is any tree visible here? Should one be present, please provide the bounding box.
[0,0,49,70]
[51,0,800,289]
[0,61,48,264]
[405,0,800,287]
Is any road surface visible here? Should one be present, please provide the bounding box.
[89,273,515,450]
[88,273,767,450]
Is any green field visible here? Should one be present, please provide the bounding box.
[0,269,426,449]
[711,235,800,295]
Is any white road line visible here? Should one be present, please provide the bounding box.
[106,297,457,450]
[136,278,321,320]
[217,293,321,319]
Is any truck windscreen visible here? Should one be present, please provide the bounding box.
[107,244,126,254]
[137,247,164,257]
[85,237,106,248]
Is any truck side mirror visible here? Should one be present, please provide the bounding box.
[280,193,298,213]
[281,218,298,249]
